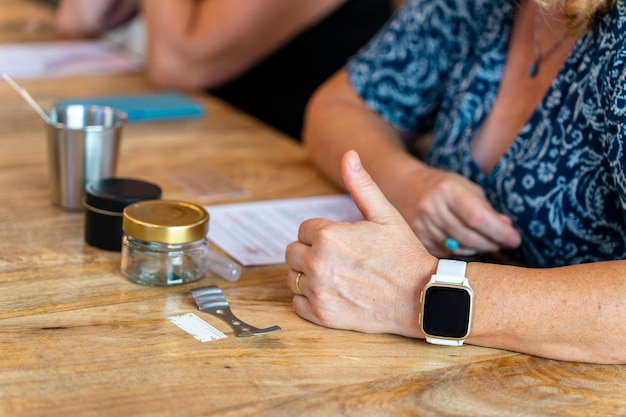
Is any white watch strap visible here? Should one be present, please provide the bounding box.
[426,336,464,346]
[433,259,467,284]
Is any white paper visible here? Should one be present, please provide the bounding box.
[0,39,143,80]
[206,195,363,266]
[168,313,227,342]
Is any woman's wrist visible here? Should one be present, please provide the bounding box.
[397,253,438,338]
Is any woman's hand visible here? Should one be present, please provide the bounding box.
[393,166,522,257]
[285,150,438,338]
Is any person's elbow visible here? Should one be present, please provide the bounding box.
[145,42,243,90]
[56,13,102,36]
[144,56,206,89]
[302,75,335,148]
[302,68,353,156]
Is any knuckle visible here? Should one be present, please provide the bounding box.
[304,257,322,278]
[415,200,437,218]
[464,206,487,229]
[311,306,337,327]
[315,222,339,242]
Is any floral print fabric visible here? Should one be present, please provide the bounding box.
[348,0,626,267]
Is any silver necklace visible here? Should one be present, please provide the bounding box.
[528,14,568,78]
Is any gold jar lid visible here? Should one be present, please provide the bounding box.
[122,199,209,244]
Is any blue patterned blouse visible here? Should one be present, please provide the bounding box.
[347,0,626,267]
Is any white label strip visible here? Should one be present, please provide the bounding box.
[168,313,227,342]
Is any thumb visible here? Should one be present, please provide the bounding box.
[341,150,403,224]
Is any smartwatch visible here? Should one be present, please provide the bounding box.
[419,259,474,346]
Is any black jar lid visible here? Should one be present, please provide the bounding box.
[84,178,162,214]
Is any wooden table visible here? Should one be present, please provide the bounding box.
[1,2,625,416]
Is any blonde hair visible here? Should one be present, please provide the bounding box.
[535,0,616,32]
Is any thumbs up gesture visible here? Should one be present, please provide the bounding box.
[285,150,437,337]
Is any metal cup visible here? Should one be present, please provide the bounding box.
[46,104,126,210]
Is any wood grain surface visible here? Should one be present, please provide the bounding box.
[1,2,625,416]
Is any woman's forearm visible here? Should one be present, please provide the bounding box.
[140,0,347,89]
[466,260,626,363]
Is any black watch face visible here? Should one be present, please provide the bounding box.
[422,286,472,338]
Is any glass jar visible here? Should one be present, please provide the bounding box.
[121,199,241,286]
[121,236,212,286]
[121,199,211,286]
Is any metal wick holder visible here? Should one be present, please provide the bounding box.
[191,286,281,337]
